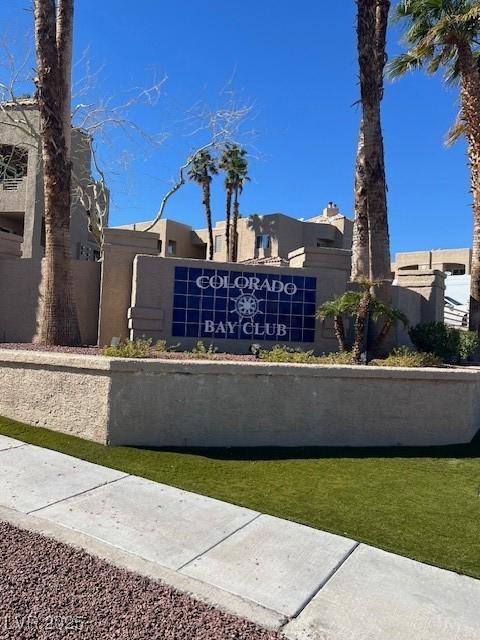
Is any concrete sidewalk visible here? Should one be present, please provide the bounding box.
[0,433,479,639]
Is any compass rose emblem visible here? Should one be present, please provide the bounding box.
[234,293,259,318]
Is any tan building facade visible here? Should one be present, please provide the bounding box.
[116,202,353,265]
[0,99,106,261]
[392,248,472,276]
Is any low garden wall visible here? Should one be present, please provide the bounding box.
[0,349,479,448]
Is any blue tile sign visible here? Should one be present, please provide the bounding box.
[172,266,317,343]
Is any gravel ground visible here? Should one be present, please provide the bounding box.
[0,521,284,640]
[0,343,257,361]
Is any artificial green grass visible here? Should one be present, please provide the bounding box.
[1,415,479,579]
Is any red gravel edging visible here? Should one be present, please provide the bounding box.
[0,521,284,640]
[0,343,257,361]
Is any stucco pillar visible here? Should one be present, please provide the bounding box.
[97,228,160,346]
[395,269,446,325]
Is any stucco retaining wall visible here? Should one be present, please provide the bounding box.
[0,349,479,448]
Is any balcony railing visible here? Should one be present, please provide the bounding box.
[1,177,24,191]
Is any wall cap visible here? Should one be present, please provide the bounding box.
[0,348,478,381]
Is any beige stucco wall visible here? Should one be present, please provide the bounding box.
[0,258,100,344]
[0,231,22,257]
[0,349,479,448]
[98,228,160,345]
[395,269,445,325]
[0,350,110,443]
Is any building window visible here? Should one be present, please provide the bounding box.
[256,234,271,250]
[214,235,222,253]
[0,145,28,189]
[157,239,163,254]
[167,240,177,256]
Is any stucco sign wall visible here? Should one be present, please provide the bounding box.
[171,266,317,342]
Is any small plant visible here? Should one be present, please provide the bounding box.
[190,341,218,358]
[154,340,167,353]
[103,338,152,358]
[259,345,317,363]
[371,347,442,368]
[409,322,461,363]
[314,351,357,365]
[259,346,356,365]
[458,330,480,361]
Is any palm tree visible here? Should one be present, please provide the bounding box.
[371,301,409,349]
[188,150,218,260]
[354,0,392,293]
[351,121,370,282]
[389,0,480,332]
[317,292,360,352]
[34,0,81,345]
[219,147,234,260]
[317,284,408,362]
[219,144,249,261]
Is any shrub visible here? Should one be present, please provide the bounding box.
[314,351,357,365]
[103,338,152,358]
[371,347,442,368]
[190,341,218,358]
[409,322,460,363]
[458,330,480,361]
[154,340,167,353]
[259,345,317,363]
[259,346,356,365]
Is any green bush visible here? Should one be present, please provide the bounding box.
[259,345,356,365]
[409,322,480,363]
[314,351,357,365]
[190,341,218,359]
[371,347,442,368]
[259,345,317,363]
[458,330,480,361]
[409,322,460,363]
[103,338,152,358]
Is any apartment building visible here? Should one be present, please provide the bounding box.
[0,99,106,260]
[117,202,353,263]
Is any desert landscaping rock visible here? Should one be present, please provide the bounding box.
[0,520,284,640]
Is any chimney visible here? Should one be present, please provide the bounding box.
[323,201,339,218]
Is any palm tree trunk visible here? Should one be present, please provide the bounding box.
[34,0,80,346]
[352,288,373,364]
[351,119,370,281]
[334,315,347,352]
[372,318,392,349]
[203,179,214,260]
[225,187,232,261]
[456,41,480,333]
[232,188,239,262]
[357,0,391,294]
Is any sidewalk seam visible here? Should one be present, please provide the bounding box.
[27,474,131,515]
[281,540,361,627]
[177,512,262,572]
[0,443,28,453]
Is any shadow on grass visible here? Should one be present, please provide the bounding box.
[134,433,480,461]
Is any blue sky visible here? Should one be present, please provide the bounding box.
[0,0,472,256]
